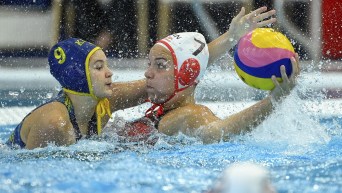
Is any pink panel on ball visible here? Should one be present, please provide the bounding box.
[237,33,294,68]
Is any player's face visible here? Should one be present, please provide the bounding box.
[89,50,113,98]
[145,44,175,104]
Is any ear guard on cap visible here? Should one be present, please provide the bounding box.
[178,58,201,86]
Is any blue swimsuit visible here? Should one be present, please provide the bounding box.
[6,91,97,148]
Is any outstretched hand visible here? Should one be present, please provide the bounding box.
[270,53,300,101]
[228,7,276,45]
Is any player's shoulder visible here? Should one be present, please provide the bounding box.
[174,103,219,124]
[27,102,70,124]
[182,103,215,115]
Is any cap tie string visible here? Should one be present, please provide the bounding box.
[96,98,111,135]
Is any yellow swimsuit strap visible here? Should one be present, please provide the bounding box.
[96,98,112,135]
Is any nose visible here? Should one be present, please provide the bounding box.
[144,65,154,79]
[105,66,113,78]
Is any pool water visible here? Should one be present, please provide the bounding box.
[0,122,341,193]
[0,93,341,193]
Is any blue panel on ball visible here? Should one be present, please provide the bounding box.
[234,51,293,78]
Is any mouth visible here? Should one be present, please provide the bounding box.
[146,84,154,89]
[105,82,112,87]
[146,85,154,92]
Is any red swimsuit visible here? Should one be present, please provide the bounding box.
[115,110,163,145]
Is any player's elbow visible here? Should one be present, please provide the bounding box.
[196,125,225,144]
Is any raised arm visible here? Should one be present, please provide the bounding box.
[108,7,276,112]
[207,7,276,66]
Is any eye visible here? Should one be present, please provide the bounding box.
[155,59,169,70]
[157,61,166,69]
[93,61,106,70]
[95,64,103,70]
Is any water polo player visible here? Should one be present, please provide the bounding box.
[109,31,300,144]
[7,6,278,149]
[7,39,113,149]
[106,32,210,143]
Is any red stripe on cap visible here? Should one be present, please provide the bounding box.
[158,40,179,91]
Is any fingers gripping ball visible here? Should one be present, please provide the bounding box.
[233,28,295,90]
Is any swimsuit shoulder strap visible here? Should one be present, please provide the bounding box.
[55,91,98,139]
[54,91,82,140]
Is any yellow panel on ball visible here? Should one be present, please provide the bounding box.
[233,62,282,90]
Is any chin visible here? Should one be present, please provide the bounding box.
[104,90,113,97]
[148,95,168,104]
[147,94,158,103]
[96,90,113,99]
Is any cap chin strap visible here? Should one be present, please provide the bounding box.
[89,91,112,136]
[85,92,112,136]
[64,89,112,135]
[145,103,164,118]
[144,71,197,119]
[96,98,111,135]
[145,85,185,118]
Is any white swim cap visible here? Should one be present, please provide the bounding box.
[210,162,276,193]
[145,32,209,118]
[156,32,209,91]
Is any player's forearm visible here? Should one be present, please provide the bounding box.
[202,97,274,143]
[207,31,237,66]
[110,79,147,111]
[229,96,273,132]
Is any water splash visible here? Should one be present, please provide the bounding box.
[8,91,19,97]
[236,74,331,154]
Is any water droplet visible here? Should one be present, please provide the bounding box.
[59,119,67,127]
[46,93,53,99]
[313,184,319,190]
[20,87,25,93]
[111,75,119,81]
[55,85,62,91]
[9,91,19,96]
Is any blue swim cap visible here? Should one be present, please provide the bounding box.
[48,38,101,97]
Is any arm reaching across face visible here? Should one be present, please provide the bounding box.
[207,7,277,66]
[109,79,147,112]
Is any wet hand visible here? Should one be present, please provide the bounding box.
[270,53,300,101]
[228,6,276,45]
